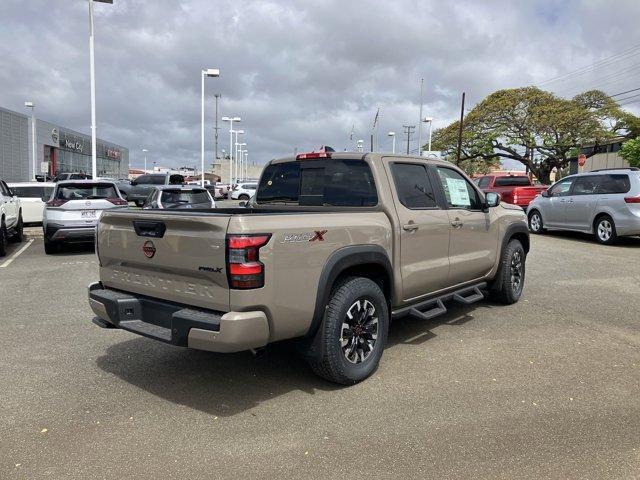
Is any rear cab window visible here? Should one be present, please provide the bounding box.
[257,158,377,207]
[494,176,531,187]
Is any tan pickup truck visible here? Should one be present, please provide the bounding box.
[89,152,529,384]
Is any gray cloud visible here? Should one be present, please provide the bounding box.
[1,0,639,169]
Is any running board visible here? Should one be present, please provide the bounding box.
[452,286,485,305]
[399,282,487,322]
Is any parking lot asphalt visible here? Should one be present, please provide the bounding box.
[1,232,640,479]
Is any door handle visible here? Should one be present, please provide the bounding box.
[402,223,419,232]
[451,218,463,229]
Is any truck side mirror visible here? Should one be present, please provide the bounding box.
[485,192,500,208]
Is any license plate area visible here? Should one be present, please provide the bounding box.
[81,210,96,218]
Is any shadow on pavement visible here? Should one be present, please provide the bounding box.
[96,300,491,417]
[542,230,640,247]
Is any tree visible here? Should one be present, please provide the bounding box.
[620,136,640,168]
[431,87,639,183]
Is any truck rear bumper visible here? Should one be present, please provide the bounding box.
[88,282,269,353]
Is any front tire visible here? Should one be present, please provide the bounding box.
[595,215,617,245]
[528,210,545,234]
[238,194,250,201]
[490,239,525,305]
[308,277,389,385]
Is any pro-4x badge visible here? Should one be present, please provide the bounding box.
[282,230,328,243]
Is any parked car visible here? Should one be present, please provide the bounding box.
[43,180,128,254]
[216,182,231,198]
[88,152,529,385]
[475,173,548,209]
[143,186,215,209]
[526,168,640,245]
[53,172,93,182]
[8,182,56,224]
[0,178,24,256]
[230,182,257,200]
[118,173,185,207]
[205,184,225,199]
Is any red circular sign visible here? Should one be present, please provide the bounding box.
[142,240,156,259]
[578,154,587,167]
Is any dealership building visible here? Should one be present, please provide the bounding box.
[0,106,129,182]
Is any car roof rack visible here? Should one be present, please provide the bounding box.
[590,167,639,172]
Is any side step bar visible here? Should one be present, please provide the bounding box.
[394,282,487,322]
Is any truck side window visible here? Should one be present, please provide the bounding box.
[391,163,437,209]
[436,167,482,210]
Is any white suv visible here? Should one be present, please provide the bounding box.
[43,180,128,254]
[0,179,24,256]
[230,182,257,200]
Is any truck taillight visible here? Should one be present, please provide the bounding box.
[46,199,68,207]
[226,234,271,289]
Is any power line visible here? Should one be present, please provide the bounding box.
[609,87,640,97]
[555,62,640,97]
[536,42,640,87]
[614,92,640,103]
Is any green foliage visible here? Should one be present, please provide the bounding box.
[620,137,640,168]
[431,87,640,183]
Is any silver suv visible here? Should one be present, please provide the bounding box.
[43,180,128,254]
[526,168,640,245]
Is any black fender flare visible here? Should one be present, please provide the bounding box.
[306,244,393,338]
[491,222,529,291]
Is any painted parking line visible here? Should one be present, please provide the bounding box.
[0,239,34,268]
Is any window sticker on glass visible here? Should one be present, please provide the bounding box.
[445,177,471,207]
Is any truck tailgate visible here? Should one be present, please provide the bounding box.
[512,186,547,206]
[97,211,231,311]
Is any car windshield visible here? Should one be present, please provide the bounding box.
[11,186,55,201]
[55,183,118,200]
[161,190,211,208]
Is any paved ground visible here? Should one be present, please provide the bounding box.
[1,231,640,479]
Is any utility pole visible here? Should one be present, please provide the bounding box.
[456,92,466,165]
[370,133,374,152]
[214,94,221,170]
[403,125,415,154]
[417,77,424,156]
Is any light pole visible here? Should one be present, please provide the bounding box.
[244,151,248,179]
[88,0,113,179]
[201,68,220,186]
[24,102,36,180]
[222,117,241,185]
[213,94,221,169]
[237,143,246,181]
[142,148,148,172]
[417,77,424,156]
[387,131,396,154]
[422,117,433,155]
[234,131,245,186]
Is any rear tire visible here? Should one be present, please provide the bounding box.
[528,210,545,234]
[44,238,60,255]
[238,194,250,201]
[308,277,389,385]
[594,215,617,245]
[0,221,7,257]
[9,213,24,243]
[490,239,525,305]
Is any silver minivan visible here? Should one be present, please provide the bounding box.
[526,168,640,245]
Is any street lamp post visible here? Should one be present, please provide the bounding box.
[201,68,220,186]
[234,131,245,186]
[142,148,148,172]
[222,117,241,186]
[88,0,113,179]
[422,117,433,156]
[24,102,36,180]
[244,151,248,180]
[387,131,396,154]
[237,143,246,180]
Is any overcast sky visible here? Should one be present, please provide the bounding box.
[1,0,639,170]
